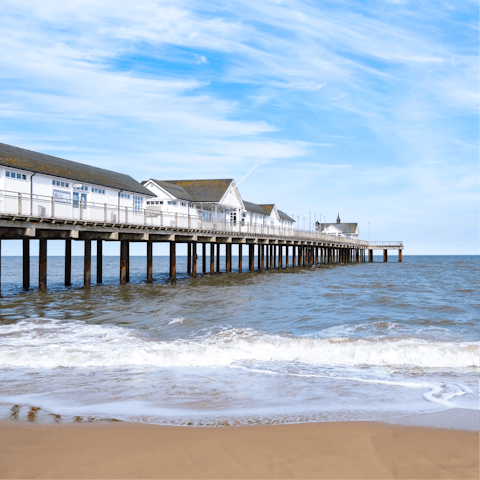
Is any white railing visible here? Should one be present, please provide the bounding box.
[0,190,369,246]
[368,241,403,247]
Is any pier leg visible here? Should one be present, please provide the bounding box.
[0,240,1,294]
[97,240,103,283]
[356,249,359,263]
[238,244,242,273]
[273,245,277,269]
[285,245,289,267]
[369,249,373,263]
[383,249,388,262]
[399,250,402,263]
[298,246,303,267]
[249,244,254,272]
[84,240,91,288]
[210,243,215,275]
[126,242,130,283]
[293,246,296,267]
[187,242,192,275]
[257,245,261,271]
[146,241,153,283]
[23,239,30,290]
[169,242,176,282]
[65,239,71,286]
[226,243,231,273]
[278,245,283,269]
[202,243,206,273]
[120,240,128,285]
[216,243,221,273]
[39,239,47,292]
[261,245,265,271]
[192,242,197,277]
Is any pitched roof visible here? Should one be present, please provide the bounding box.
[277,209,295,222]
[322,223,358,234]
[243,200,269,215]
[259,204,274,215]
[149,179,233,203]
[0,143,154,196]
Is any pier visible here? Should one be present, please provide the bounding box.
[0,192,402,292]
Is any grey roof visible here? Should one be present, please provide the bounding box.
[243,200,269,215]
[322,223,358,234]
[277,209,295,222]
[149,179,233,203]
[0,143,154,196]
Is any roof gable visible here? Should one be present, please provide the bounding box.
[149,179,233,203]
[322,223,358,234]
[243,201,269,215]
[0,143,154,196]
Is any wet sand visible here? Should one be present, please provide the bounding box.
[0,421,478,479]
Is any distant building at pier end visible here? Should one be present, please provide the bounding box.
[316,213,359,239]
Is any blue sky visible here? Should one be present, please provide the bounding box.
[0,0,478,256]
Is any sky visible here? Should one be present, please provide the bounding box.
[0,0,478,256]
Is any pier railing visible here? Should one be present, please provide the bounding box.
[368,241,404,247]
[0,190,368,246]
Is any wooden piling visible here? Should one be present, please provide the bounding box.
[399,249,402,263]
[226,243,231,273]
[187,242,192,275]
[169,241,176,282]
[39,239,47,292]
[65,239,71,286]
[383,249,388,262]
[97,240,103,283]
[249,244,254,272]
[216,243,221,273]
[23,239,29,290]
[257,245,261,271]
[126,242,130,283]
[298,246,303,267]
[369,249,373,262]
[273,245,277,269]
[120,240,128,285]
[285,245,289,267]
[278,245,283,269]
[261,245,265,271]
[292,246,296,267]
[146,240,153,283]
[84,240,91,288]
[192,242,197,277]
[202,243,206,273]
[238,244,242,273]
[210,243,215,275]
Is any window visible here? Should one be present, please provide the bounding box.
[120,193,130,199]
[181,202,187,207]
[167,201,176,205]
[133,196,143,213]
[53,190,71,203]
[6,171,27,180]
[202,211,212,221]
[92,188,105,194]
[242,213,246,218]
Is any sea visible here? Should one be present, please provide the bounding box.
[0,255,478,426]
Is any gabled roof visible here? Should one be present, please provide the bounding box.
[322,223,358,234]
[243,200,269,215]
[277,210,295,222]
[0,143,154,196]
[259,204,274,215]
[148,179,233,203]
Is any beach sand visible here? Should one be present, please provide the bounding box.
[0,421,478,479]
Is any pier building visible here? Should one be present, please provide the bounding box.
[316,214,359,240]
[0,143,403,293]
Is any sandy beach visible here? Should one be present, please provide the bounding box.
[0,420,478,479]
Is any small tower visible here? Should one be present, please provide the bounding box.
[336,213,341,224]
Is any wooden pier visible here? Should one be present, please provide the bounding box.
[0,215,403,292]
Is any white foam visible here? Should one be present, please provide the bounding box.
[0,319,478,369]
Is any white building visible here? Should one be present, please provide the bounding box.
[0,143,154,222]
[317,213,359,239]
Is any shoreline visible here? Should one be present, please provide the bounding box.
[1,420,478,479]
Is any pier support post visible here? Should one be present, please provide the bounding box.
[169,241,176,282]
[249,244,254,272]
[216,243,221,273]
[273,245,277,269]
[97,240,103,283]
[292,246,296,267]
[65,239,71,286]
[187,242,192,275]
[146,241,153,283]
[285,246,289,267]
[226,243,231,273]
[210,243,215,275]
[356,249,359,263]
[399,250,402,263]
[23,239,30,290]
[369,249,373,262]
[238,244,242,273]
[0,240,1,293]
[383,249,388,263]
[202,243,206,273]
[278,245,283,269]
[120,240,128,285]
[261,245,265,271]
[126,242,130,283]
[257,245,261,271]
[84,240,91,288]
[192,242,197,277]
[39,239,47,292]
[298,246,303,267]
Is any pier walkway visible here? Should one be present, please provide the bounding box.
[0,190,403,292]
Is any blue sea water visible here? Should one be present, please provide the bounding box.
[0,255,478,426]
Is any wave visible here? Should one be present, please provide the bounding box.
[0,319,478,369]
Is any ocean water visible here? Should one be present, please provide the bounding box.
[0,255,478,426]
